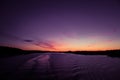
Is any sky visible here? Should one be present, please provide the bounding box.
[0,0,120,51]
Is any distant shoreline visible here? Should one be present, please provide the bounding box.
[0,46,120,58]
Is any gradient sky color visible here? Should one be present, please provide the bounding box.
[0,0,120,51]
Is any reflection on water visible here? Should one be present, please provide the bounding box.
[2,53,120,80]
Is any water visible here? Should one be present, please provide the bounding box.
[1,53,120,80]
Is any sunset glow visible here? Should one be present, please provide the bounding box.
[0,0,120,51]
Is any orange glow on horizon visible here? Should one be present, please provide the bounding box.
[4,35,120,51]
[20,42,120,51]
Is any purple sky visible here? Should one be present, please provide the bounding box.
[0,0,120,51]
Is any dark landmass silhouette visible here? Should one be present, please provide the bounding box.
[64,50,120,58]
[0,46,120,58]
[0,46,48,58]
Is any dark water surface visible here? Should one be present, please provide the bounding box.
[0,53,120,80]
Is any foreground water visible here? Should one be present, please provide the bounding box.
[0,53,120,80]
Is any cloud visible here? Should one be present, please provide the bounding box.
[23,39,57,50]
[35,41,56,50]
[24,40,33,42]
